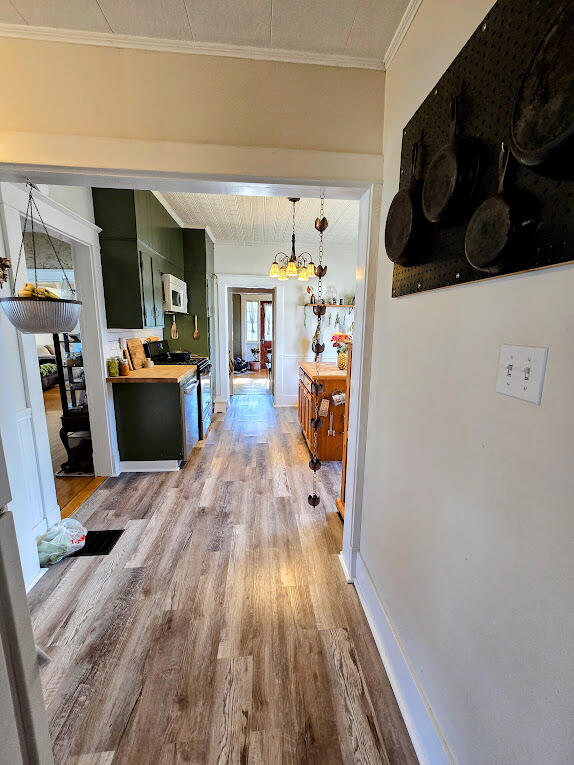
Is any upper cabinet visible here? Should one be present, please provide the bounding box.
[92,189,183,329]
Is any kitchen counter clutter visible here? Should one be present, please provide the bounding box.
[106,364,197,384]
[298,362,346,462]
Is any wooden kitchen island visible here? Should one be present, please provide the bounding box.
[298,361,346,461]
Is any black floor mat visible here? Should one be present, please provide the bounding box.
[71,529,124,557]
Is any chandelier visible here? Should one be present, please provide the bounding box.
[269,197,316,281]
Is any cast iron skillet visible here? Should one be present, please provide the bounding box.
[465,141,535,274]
[509,0,574,178]
[422,90,481,223]
[385,138,423,265]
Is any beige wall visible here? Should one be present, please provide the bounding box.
[0,38,384,180]
[360,0,574,762]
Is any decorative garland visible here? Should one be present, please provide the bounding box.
[308,192,328,508]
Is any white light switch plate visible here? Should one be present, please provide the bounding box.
[496,345,548,404]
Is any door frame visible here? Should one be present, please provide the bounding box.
[0,183,120,571]
[1,170,381,587]
[215,276,282,409]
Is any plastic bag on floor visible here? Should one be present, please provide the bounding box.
[37,518,87,566]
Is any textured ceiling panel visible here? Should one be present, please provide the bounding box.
[13,0,110,31]
[97,0,192,40]
[161,193,359,245]
[184,0,270,46]
[0,0,26,23]
[271,0,357,54]
[7,0,409,63]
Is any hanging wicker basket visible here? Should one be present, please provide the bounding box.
[0,296,82,334]
[0,182,83,334]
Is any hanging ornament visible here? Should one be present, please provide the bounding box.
[0,183,82,334]
[308,191,328,509]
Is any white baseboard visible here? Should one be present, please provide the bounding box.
[119,460,180,473]
[338,551,354,583]
[353,553,452,765]
[274,393,298,407]
[26,567,47,593]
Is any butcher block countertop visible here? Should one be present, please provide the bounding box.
[106,365,197,384]
[299,361,346,380]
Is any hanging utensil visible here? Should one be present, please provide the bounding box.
[509,1,574,178]
[385,137,424,264]
[193,314,199,339]
[465,141,535,273]
[422,87,481,223]
[170,314,179,340]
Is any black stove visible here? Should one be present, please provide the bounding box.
[144,340,209,371]
[144,340,212,439]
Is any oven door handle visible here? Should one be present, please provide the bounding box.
[183,379,198,394]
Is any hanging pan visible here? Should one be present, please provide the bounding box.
[422,88,481,223]
[509,0,574,178]
[385,137,423,265]
[465,141,535,274]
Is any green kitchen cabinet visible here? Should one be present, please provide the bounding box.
[93,189,183,329]
[165,229,217,394]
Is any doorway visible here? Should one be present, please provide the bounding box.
[229,288,275,397]
[25,232,105,517]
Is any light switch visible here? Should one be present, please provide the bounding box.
[496,345,548,404]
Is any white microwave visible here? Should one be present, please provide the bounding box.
[162,273,188,314]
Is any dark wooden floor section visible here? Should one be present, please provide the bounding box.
[29,393,417,765]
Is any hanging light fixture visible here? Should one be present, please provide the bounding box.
[268,257,280,278]
[269,197,315,280]
[307,191,329,509]
[0,182,82,334]
[306,258,316,278]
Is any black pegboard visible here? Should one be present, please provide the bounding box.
[391,0,574,297]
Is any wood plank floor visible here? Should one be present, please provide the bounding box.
[42,386,100,514]
[29,393,417,765]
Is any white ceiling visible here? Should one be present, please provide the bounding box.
[160,193,359,245]
[0,0,412,68]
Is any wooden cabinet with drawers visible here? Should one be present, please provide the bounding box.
[298,362,346,462]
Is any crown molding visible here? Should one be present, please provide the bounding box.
[0,22,384,70]
[152,191,185,228]
[383,0,423,70]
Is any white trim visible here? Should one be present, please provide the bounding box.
[354,553,453,765]
[151,191,185,228]
[338,552,354,583]
[215,274,284,408]
[25,567,47,594]
[119,460,180,473]
[0,23,384,70]
[0,135,383,190]
[340,185,381,579]
[383,0,424,69]
[274,393,297,407]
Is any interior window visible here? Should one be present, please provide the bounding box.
[245,300,258,341]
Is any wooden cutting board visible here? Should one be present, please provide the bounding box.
[126,338,147,370]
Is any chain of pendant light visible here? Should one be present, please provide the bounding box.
[308,191,328,508]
